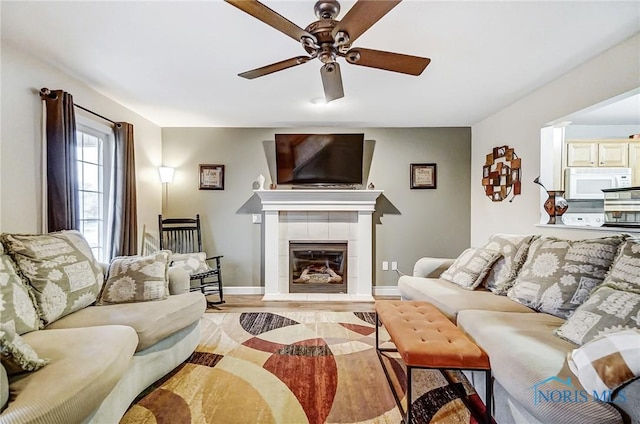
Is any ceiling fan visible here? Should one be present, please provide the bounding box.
[225,0,431,103]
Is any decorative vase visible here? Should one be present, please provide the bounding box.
[543,190,568,224]
[257,174,266,190]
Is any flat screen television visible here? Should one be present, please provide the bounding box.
[275,133,364,186]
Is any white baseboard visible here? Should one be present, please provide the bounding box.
[223,286,265,295]
[373,286,400,296]
[222,286,400,297]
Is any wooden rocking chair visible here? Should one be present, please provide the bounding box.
[158,214,224,304]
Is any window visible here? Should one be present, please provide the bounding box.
[76,117,113,262]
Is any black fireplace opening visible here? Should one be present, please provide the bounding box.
[289,241,347,294]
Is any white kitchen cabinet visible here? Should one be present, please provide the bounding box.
[566,140,633,168]
[629,142,640,185]
[598,142,628,167]
[566,142,598,167]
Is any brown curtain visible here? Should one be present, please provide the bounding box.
[109,122,138,257]
[40,89,79,232]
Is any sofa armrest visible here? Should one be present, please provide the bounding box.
[613,377,640,423]
[168,267,190,295]
[413,257,455,278]
[1,362,8,412]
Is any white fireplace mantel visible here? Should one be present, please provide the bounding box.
[255,189,383,301]
[255,189,383,212]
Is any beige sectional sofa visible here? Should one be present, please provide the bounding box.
[398,234,640,424]
[0,231,207,424]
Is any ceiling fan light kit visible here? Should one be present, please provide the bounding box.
[225,0,430,103]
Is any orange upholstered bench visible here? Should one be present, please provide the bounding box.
[375,300,492,424]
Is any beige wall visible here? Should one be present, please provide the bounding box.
[470,33,640,246]
[161,127,471,288]
[0,42,163,241]
[4,29,637,291]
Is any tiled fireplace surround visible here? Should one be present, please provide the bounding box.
[255,189,383,301]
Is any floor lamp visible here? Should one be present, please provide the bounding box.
[158,167,175,210]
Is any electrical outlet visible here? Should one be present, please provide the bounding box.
[252,214,262,224]
[391,261,398,271]
[382,261,389,271]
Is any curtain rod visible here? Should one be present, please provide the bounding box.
[40,88,122,128]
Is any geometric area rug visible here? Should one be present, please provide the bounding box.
[120,312,485,424]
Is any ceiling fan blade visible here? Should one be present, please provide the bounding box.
[225,0,315,43]
[332,0,401,45]
[321,62,344,102]
[239,56,312,79]
[343,48,430,76]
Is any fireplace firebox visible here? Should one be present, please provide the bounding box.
[289,241,347,294]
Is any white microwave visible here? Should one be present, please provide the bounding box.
[565,167,632,199]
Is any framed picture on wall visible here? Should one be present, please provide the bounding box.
[199,164,225,190]
[410,163,437,189]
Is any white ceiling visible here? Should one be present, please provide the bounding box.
[2,1,639,128]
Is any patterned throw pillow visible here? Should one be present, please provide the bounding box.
[507,235,626,319]
[601,238,640,290]
[482,234,537,295]
[567,329,640,393]
[97,250,171,305]
[0,321,49,375]
[440,247,502,290]
[171,252,209,275]
[556,285,640,345]
[1,231,104,325]
[0,249,41,334]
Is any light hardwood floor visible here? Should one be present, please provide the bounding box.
[204,294,400,313]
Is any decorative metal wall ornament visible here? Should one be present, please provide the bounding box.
[482,145,521,202]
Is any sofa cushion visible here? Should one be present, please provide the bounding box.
[1,231,103,325]
[457,310,623,424]
[507,235,626,319]
[556,285,640,345]
[3,326,137,424]
[0,321,49,375]
[167,266,191,294]
[440,247,501,290]
[47,291,206,351]
[171,252,209,275]
[482,234,537,295]
[97,251,171,305]
[398,275,534,322]
[601,238,640,290]
[567,329,640,394]
[0,248,41,334]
